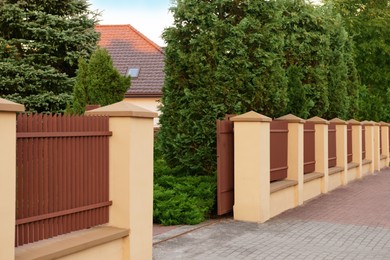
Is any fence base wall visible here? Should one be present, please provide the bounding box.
[328,172,343,191]
[380,157,388,169]
[15,226,129,260]
[347,167,359,183]
[270,186,296,218]
[362,161,372,176]
[303,178,322,202]
[58,239,124,260]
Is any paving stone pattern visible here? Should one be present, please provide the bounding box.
[153,168,390,259]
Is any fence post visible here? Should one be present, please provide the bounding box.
[86,101,156,260]
[275,114,304,206]
[330,118,348,185]
[348,119,363,178]
[307,116,329,193]
[231,111,272,223]
[0,98,24,260]
[380,122,389,167]
[362,121,375,174]
[373,122,381,172]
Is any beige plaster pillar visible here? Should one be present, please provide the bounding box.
[380,122,389,166]
[348,120,362,178]
[362,121,375,173]
[231,111,272,223]
[0,98,24,260]
[86,101,157,260]
[373,122,381,171]
[275,114,305,206]
[307,116,329,193]
[330,118,348,185]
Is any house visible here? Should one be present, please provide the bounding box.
[95,24,164,126]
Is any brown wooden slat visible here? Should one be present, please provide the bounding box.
[362,126,366,160]
[15,113,111,246]
[304,122,316,174]
[16,202,113,225]
[43,114,50,239]
[270,121,288,181]
[347,125,352,163]
[28,114,34,243]
[328,124,337,168]
[216,119,234,215]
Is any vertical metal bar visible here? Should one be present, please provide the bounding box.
[28,114,34,243]
[37,114,44,241]
[43,114,50,239]
[53,114,59,237]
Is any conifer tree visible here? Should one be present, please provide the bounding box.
[70,48,131,114]
[0,0,99,112]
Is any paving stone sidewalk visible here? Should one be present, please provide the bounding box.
[153,168,390,259]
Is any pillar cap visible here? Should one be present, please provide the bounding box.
[0,98,25,112]
[230,111,272,122]
[275,114,305,123]
[306,116,329,125]
[361,120,376,126]
[330,118,347,125]
[85,101,157,118]
[347,119,362,125]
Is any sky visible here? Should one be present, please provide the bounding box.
[88,0,322,47]
[89,0,174,46]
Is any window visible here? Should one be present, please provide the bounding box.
[126,67,140,78]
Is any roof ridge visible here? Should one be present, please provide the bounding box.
[95,24,164,54]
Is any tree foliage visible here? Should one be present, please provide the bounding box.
[325,0,390,121]
[159,0,361,175]
[159,0,289,174]
[0,0,99,113]
[70,48,131,114]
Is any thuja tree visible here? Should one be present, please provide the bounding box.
[0,0,99,113]
[325,0,390,121]
[159,0,289,175]
[281,0,359,119]
[70,48,131,114]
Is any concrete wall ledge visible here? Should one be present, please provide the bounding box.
[303,172,324,183]
[347,162,359,170]
[15,226,129,260]
[362,159,372,165]
[329,166,344,175]
[270,180,298,193]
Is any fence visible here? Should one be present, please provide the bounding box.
[1,98,156,260]
[270,121,288,181]
[230,111,390,223]
[15,113,112,246]
[304,122,315,174]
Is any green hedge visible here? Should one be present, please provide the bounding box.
[153,159,216,225]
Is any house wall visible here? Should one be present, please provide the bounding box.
[124,97,161,127]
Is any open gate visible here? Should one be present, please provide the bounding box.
[216,116,235,215]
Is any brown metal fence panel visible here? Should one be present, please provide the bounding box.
[304,122,315,174]
[270,121,288,181]
[216,119,234,215]
[362,126,366,160]
[347,125,352,163]
[379,127,382,155]
[328,123,337,168]
[15,113,112,246]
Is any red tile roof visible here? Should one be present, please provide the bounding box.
[95,24,164,97]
